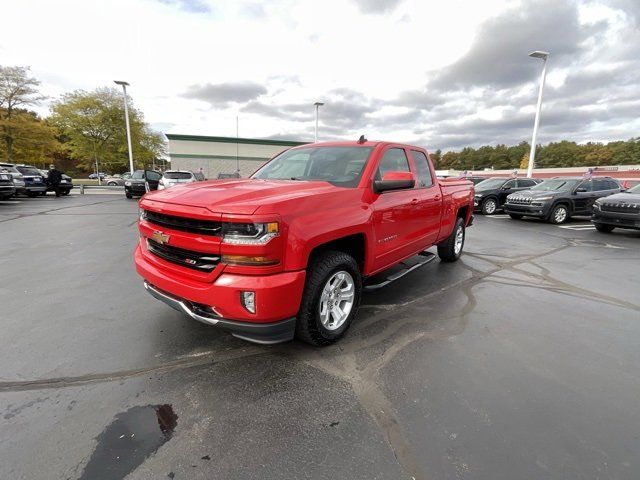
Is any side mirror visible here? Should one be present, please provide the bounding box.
[574,187,587,193]
[374,171,415,193]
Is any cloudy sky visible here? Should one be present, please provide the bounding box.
[1,0,638,151]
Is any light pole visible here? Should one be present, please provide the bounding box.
[526,51,549,178]
[314,102,324,143]
[114,80,135,174]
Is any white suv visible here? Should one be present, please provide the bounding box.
[158,170,205,190]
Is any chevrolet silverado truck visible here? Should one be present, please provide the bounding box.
[135,140,474,346]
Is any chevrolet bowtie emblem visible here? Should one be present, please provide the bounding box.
[151,230,170,245]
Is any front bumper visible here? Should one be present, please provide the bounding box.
[144,282,296,344]
[503,202,551,218]
[0,185,16,196]
[126,184,147,195]
[135,245,305,343]
[25,184,47,193]
[592,211,640,229]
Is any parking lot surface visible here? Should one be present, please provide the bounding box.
[1,195,639,479]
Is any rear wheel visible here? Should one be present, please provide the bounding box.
[481,198,497,215]
[125,192,133,199]
[26,191,39,198]
[61,190,70,196]
[549,204,569,224]
[594,223,615,233]
[438,217,465,262]
[509,213,523,220]
[295,250,362,346]
[107,181,118,186]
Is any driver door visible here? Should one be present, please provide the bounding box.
[145,170,162,191]
[371,147,420,271]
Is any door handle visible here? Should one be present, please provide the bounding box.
[411,199,419,205]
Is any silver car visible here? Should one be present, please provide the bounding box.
[158,170,205,190]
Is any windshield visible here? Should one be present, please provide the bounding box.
[252,146,374,188]
[164,172,192,180]
[132,170,145,180]
[627,183,640,194]
[16,166,41,176]
[531,179,579,191]
[475,178,506,189]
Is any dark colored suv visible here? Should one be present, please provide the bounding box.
[0,169,16,199]
[504,177,621,224]
[473,177,541,215]
[13,165,48,197]
[591,183,640,232]
[124,169,162,198]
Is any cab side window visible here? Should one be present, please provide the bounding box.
[518,179,537,188]
[503,180,517,189]
[577,180,593,192]
[411,150,434,187]
[376,148,410,180]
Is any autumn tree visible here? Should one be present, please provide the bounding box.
[0,65,46,162]
[49,88,166,173]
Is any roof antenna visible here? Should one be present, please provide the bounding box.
[357,135,367,144]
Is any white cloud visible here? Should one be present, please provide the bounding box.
[0,0,637,150]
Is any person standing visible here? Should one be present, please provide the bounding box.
[48,164,63,197]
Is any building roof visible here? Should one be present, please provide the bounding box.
[165,133,307,147]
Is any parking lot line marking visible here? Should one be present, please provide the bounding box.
[486,215,511,219]
[558,225,596,230]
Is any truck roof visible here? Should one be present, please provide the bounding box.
[293,140,426,150]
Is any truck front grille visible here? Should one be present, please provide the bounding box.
[144,210,222,236]
[147,239,220,272]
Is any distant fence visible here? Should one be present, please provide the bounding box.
[78,185,124,194]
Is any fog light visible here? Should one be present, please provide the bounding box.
[240,291,255,314]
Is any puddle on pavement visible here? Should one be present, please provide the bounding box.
[79,404,178,480]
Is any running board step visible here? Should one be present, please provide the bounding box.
[364,252,436,291]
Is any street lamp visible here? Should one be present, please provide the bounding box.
[526,51,549,178]
[114,80,135,174]
[314,102,324,143]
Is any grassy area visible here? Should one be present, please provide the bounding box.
[72,179,101,186]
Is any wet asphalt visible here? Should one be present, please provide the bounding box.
[1,195,639,480]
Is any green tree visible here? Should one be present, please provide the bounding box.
[49,88,165,173]
[0,108,60,166]
[0,65,46,162]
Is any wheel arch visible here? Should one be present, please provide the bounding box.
[306,233,367,273]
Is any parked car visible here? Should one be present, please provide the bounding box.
[124,169,162,198]
[465,176,490,185]
[135,140,475,345]
[39,169,74,196]
[0,164,26,196]
[591,182,640,232]
[104,172,132,186]
[0,169,16,199]
[6,164,48,197]
[504,177,622,224]
[158,170,206,190]
[473,177,541,214]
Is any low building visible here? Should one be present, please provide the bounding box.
[166,134,306,179]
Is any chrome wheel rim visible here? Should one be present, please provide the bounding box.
[554,207,567,223]
[454,226,464,255]
[485,199,496,214]
[319,271,355,331]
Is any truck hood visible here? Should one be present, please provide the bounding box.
[143,178,340,214]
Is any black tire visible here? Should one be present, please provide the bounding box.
[438,217,465,262]
[26,191,39,198]
[125,192,133,199]
[61,190,69,196]
[481,197,498,215]
[594,223,615,233]
[107,181,118,186]
[509,213,523,220]
[295,250,362,346]
[548,204,570,224]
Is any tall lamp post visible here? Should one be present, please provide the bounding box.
[314,101,324,143]
[526,51,549,178]
[114,80,135,174]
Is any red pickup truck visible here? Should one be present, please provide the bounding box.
[135,140,474,346]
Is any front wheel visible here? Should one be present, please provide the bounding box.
[481,198,497,215]
[509,213,523,220]
[125,192,133,199]
[295,250,362,346]
[594,223,615,233]
[549,204,569,224]
[438,217,465,262]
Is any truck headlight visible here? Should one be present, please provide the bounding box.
[533,196,553,202]
[593,202,601,210]
[222,222,279,245]
[139,208,147,221]
[125,181,131,186]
